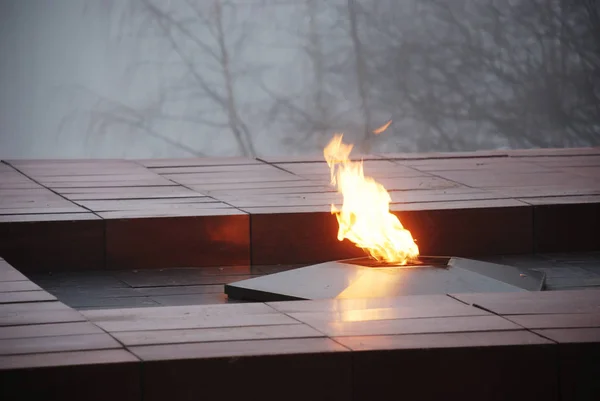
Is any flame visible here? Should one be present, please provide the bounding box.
[324,134,419,265]
[372,119,392,135]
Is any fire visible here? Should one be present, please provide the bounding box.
[324,134,419,265]
[372,119,392,135]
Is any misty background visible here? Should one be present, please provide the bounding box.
[1,0,599,159]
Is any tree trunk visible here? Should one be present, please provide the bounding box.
[308,0,327,133]
[214,0,256,157]
[347,0,372,153]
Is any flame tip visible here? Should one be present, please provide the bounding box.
[373,119,393,135]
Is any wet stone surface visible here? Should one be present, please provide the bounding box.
[24,253,600,310]
[479,252,600,291]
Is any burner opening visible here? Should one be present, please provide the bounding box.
[342,256,451,269]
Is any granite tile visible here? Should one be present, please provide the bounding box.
[90,313,296,332]
[115,266,253,287]
[0,301,72,313]
[521,195,600,205]
[138,156,261,167]
[534,328,600,343]
[0,281,41,292]
[0,309,86,326]
[130,337,348,361]
[433,170,594,188]
[98,207,240,219]
[47,286,147,299]
[60,185,202,200]
[294,315,521,337]
[113,324,324,346]
[546,277,600,289]
[83,302,277,320]
[76,197,218,211]
[0,290,56,304]
[0,260,28,282]
[60,295,160,309]
[136,284,224,296]
[268,294,471,313]
[452,289,600,314]
[151,292,235,306]
[507,314,600,329]
[29,271,130,289]
[0,333,122,355]
[288,302,488,324]
[0,348,138,370]
[191,179,319,193]
[335,330,552,351]
[83,302,294,332]
[150,163,276,174]
[0,322,104,340]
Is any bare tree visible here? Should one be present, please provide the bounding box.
[70,0,599,157]
[306,0,329,137]
[262,0,384,153]
[358,0,600,150]
[75,0,263,157]
[346,0,373,152]
[258,0,352,153]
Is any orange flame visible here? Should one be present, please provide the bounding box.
[372,119,392,135]
[324,134,419,265]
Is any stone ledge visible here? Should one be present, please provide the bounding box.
[2,148,600,271]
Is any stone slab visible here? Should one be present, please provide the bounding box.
[225,257,544,302]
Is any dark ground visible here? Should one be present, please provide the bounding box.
[26,252,600,310]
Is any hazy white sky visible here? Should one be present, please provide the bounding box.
[0,0,324,159]
[1,0,598,158]
[0,1,124,158]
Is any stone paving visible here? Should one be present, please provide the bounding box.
[2,148,600,400]
[2,147,600,272]
[23,252,600,310]
[2,257,600,401]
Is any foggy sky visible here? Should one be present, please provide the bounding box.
[1,0,598,159]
